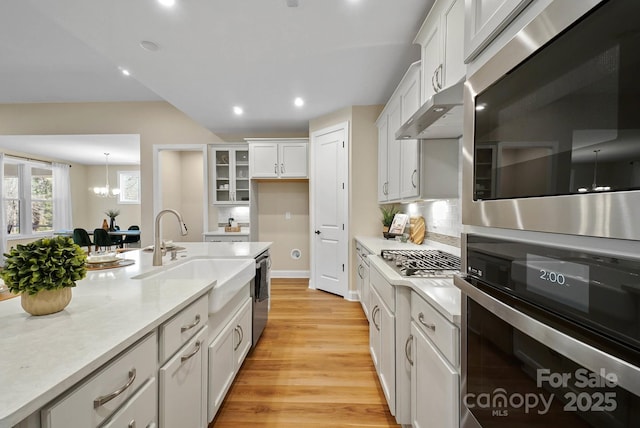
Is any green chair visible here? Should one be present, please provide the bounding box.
[93,228,115,252]
[72,228,93,254]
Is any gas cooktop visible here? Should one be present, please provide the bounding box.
[380,249,461,278]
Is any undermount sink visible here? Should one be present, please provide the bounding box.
[134,257,256,313]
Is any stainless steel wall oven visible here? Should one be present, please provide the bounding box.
[455,234,640,427]
[463,0,640,240]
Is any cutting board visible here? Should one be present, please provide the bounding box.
[410,216,426,245]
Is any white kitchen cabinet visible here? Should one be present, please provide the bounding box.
[377,62,420,203]
[207,297,252,421]
[247,139,308,179]
[159,326,208,428]
[369,266,396,416]
[410,322,459,428]
[355,241,371,321]
[210,145,250,205]
[416,0,465,102]
[464,0,533,62]
[408,291,460,428]
[41,333,157,428]
[102,378,157,428]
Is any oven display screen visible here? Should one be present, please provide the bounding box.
[526,254,590,312]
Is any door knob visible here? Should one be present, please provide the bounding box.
[315,230,321,235]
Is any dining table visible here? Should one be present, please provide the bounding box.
[54,229,141,248]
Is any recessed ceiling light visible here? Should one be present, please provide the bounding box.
[294,97,304,107]
[158,0,176,7]
[120,68,131,76]
[233,106,244,115]
[140,40,159,52]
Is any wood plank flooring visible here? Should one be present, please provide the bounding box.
[209,278,400,428]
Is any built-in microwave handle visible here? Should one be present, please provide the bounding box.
[405,334,414,366]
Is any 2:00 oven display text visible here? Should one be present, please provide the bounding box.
[539,270,568,286]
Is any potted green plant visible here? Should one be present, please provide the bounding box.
[380,204,400,235]
[1,236,87,316]
[104,209,120,231]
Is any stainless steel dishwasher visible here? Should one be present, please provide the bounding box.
[252,249,270,348]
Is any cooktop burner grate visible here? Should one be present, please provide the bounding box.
[380,249,461,277]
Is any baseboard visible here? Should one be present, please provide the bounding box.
[345,289,360,302]
[271,270,310,279]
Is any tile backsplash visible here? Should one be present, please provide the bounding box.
[217,206,250,226]
[404,199,461,247]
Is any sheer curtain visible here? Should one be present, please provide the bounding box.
[52,162,73,231]
[0,153,6,265]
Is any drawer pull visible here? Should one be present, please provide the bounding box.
[405,335,414,366]
[180,314,201,333]
[181,340,202,363]
[128,420,136,428]
[93,368,137,408]
[418,312,436,332]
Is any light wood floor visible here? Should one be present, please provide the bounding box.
[209,278,400,428]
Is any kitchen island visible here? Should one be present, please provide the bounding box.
[0,241,270,428]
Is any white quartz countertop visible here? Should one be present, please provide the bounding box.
[355,236,461,324]
[0,241,271,428]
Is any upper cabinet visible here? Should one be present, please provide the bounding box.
[247,139,308,179]
[415,0,465,103]
[377,62,421,203]
[464,0,534,62]
[210,145,250,205]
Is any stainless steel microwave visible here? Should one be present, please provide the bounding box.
[463,0,640,240]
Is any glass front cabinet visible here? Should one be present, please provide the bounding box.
[210,145,250,205]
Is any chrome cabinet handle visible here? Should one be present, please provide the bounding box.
[432,69,437,92]
[405,335,414,366]
[436,64,443,90]
[411,169,417,188]
[181,340,202,363]
[371,305,380,331]
[418,313,436,332]
[146,423,156,428]
[128,420,136,428]
[238,325,244,346]
[233,326,241,351]
[274,163,278,173]
[94,368,137,408]
[357,264,364,279]
[280,163,285,173]
[181,314,201,333]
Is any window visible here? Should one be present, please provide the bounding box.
[3,160,53,236]
[118,170,140,204]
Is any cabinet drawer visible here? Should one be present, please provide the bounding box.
[159,294,208,363]
[370,264,395,313]
[411,292,459,367]
[42,332,157,428]
[100,377,157,428]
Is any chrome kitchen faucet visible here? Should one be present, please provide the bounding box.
[153,209,188,266]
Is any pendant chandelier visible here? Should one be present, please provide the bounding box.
[93,153,121,197]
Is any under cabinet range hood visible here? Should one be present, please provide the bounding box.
[396,79,464,140]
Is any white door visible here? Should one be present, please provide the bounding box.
[311,123,348,297]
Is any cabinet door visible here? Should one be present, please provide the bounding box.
[207,322,236,421]
[378,297,396,416]
[234,298,252,367]
[377,119,389,202]
[102,378,157,428]
[420,13,442,102]
[464,0,533,62]
[386,97,402,201]
[441,0,465,88]
[233,148,250,203]
[279,143,308,178]
[159,326,208,428]
[249,143,279,178]
[400,140,420,200]
[411,323,459,428]
[212,148,233,204]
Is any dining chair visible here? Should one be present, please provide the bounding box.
[93,228,115,252]
[110,225,123,247]
[123,225,141,248]
[72,228,93,254]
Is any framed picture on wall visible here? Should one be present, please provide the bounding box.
[118,171,141,204]
[388,213,409,234]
